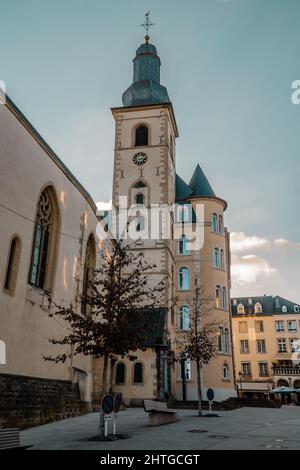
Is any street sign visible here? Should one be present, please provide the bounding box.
[207,388,214,402]
[101,394,114,415]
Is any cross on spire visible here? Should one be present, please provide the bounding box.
[140,11,155,43]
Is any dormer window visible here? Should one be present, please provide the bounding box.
[135,126,148,147]
[294,305,299,312]
[255,302,262,314]
[282,305,287,313]
[237,303,245,314]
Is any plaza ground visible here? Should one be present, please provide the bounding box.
[20,406,300,450]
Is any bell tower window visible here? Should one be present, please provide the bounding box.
[135,126,148,147]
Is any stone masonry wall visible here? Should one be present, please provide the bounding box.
[0,373,83,429]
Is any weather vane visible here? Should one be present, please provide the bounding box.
[140,11,155,43]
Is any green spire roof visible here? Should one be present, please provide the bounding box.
[189,164,215,197]
[175,174,194,200]
[122,40,170,107]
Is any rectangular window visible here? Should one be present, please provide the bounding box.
[259,362,269,377]
[275,321,285,332]
[257,339,266,353]
[277,338,287,353]
[242,362,252,377]
[239,321,248,333]
[240,340,249,354]
[290,339,300,353]
[288,320,297,332]
[255,321,264,333]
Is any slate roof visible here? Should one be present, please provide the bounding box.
[231,295,300,316]
[176,164,216,201]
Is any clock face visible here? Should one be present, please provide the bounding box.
[133,152,147,165]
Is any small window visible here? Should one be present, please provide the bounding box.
[294,305,299,312]
[218,328,224,353]
[215,285,221,308]
[218,215,223,234]
[222,287,228,310]
[135,193,144,205]
[179,235,189,255]
[4,236,21,295]
[282,305,287,313]
[233,299,237,306]
[135,126,148,146]
[248,298,253,305]
[134,363,143,384]
[223,364,229,380]
[224,328,230,353]
[179,267,190,290]
[220,250,225,270]
[239,321,248,333]
[212,213,218,233]
[237,303,245,314]
[180,306,191,331]
[213,248,219,268]
[116,363,125,384]
[254,302,262,314]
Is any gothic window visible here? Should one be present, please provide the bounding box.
[212,213,218,233]
[115,363,125,384]
[4,236,21,295]
[215,285,221,308]
[220,249,225,270]
[134,362,143,384]
[218,215,223,234]
[81,234,96,315]
[135,126,148,146]
[180,305,191,331]
[29,187,59,291]
[213,247,220,268]
[179,235,188,255]
[135,193,144,205]
[179,267,190,290]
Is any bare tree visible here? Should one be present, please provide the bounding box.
[177,279,220,416]
[44,238,165,394]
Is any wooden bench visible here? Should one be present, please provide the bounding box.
[0,428,31,450]
[143,400,180,426]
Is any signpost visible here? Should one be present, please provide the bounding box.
[100,394,114,438]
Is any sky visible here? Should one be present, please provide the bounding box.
[0,0,299,302]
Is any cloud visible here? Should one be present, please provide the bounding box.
[230,232,270,252]
[231,254,276,284]
[274,238,300,249]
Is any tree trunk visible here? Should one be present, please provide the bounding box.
[102,354,109,393]
[196,359,203,416]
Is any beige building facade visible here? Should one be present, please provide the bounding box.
[232,295,300,399]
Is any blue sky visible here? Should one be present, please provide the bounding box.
[1,0,300,301]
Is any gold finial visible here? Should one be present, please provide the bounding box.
[140,11,155,43]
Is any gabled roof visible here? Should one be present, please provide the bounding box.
[189,164,215,197]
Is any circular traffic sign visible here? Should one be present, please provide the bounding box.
[207,388,214,402]
[101,394,114,414]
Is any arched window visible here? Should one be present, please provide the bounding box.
[218,215,223,234]
[4,236,21,295]
[115,363,125,384]
[179,235,188,255]
[29,187,59,291]
[81,234,96,315]
[179,267,190,290]
[218,327,223,352]
[177,205,189,223]
[294,305,299,312]
[135,126,148,147]
[222,287,228,309]
[134,180,146,189]
[212,213,218,233]
[220,249,225,270]
[215,285,221,308]
[135,193,144,205]
[224,328,230,353]
[213,247,220,268]
[254,302,262,314]
[134,363,143,384]
[223,364,229,380]
[237,303,245,314]
[180,306,191,331]
[282,305,287,313]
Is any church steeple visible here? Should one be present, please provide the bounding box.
[122,13,170,107]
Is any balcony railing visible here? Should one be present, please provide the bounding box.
[272,366,300,376]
